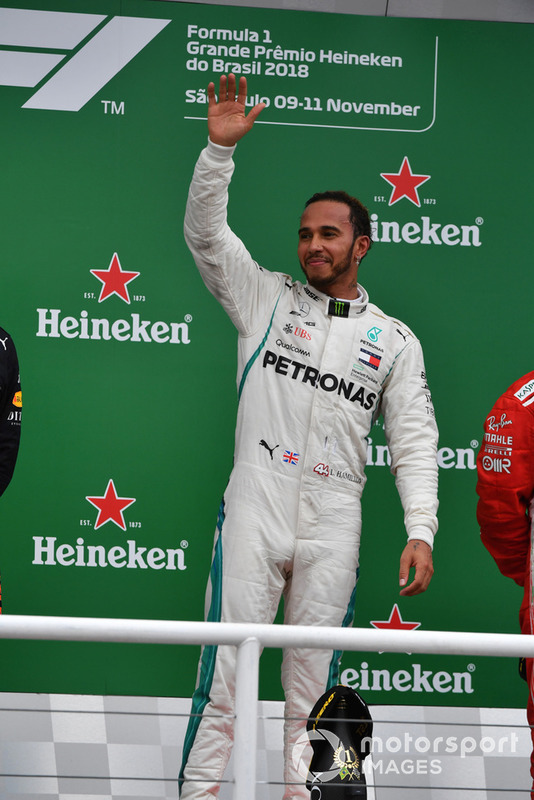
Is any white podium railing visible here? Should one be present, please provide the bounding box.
[0,615,530,800]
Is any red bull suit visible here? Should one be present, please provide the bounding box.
[179,140,439,800]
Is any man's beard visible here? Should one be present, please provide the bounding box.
[302,251,353,293]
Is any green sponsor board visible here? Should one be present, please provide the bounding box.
[0,0,531,711]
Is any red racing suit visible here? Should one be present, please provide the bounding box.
[476,371,534,786]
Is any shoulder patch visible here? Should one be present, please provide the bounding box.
[395,326,411,343]
[514,378,534,407]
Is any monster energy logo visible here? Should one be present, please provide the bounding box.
[328,299,350,318]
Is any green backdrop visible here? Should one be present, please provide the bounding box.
[0,0,531,709]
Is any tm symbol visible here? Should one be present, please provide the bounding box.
[101,100,125,115]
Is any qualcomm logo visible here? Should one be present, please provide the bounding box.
[0,7,171,111]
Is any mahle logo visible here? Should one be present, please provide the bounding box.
[0,7,170,111]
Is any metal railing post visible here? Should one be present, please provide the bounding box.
[233,636,261,800]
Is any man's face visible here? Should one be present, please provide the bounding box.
[298,201,369,299]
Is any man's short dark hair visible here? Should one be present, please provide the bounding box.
[304,190,373,251]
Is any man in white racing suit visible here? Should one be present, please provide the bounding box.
[179,74,439,800]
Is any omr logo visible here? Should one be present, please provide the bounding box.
[0,7,171,111]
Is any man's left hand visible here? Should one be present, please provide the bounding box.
[398,539,433,596]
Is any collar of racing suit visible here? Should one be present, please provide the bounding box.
[302,282,370,318]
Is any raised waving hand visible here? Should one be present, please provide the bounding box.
[208,73,266,147]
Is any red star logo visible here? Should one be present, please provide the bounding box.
[90,253,140,303]
[86,479,136,531]
[370,603,421,632]
[380,157,431,207]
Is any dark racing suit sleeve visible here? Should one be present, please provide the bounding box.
[0,329,21,497]
[476,385,534,587]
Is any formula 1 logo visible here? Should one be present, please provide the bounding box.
[0,7,171,111]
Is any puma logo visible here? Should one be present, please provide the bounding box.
[259,439,279,461]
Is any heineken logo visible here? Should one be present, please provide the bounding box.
[35,252,192,345]
[371,213,483,247]
[90,253,140,304]
[380,156,431,207]
[32,477,188,571]
[370,157,483,245]
[36,308,191,345]
[341,661,474,694]
[366,436,478,470]
[33,536,187,571]
[85,479,136,531]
